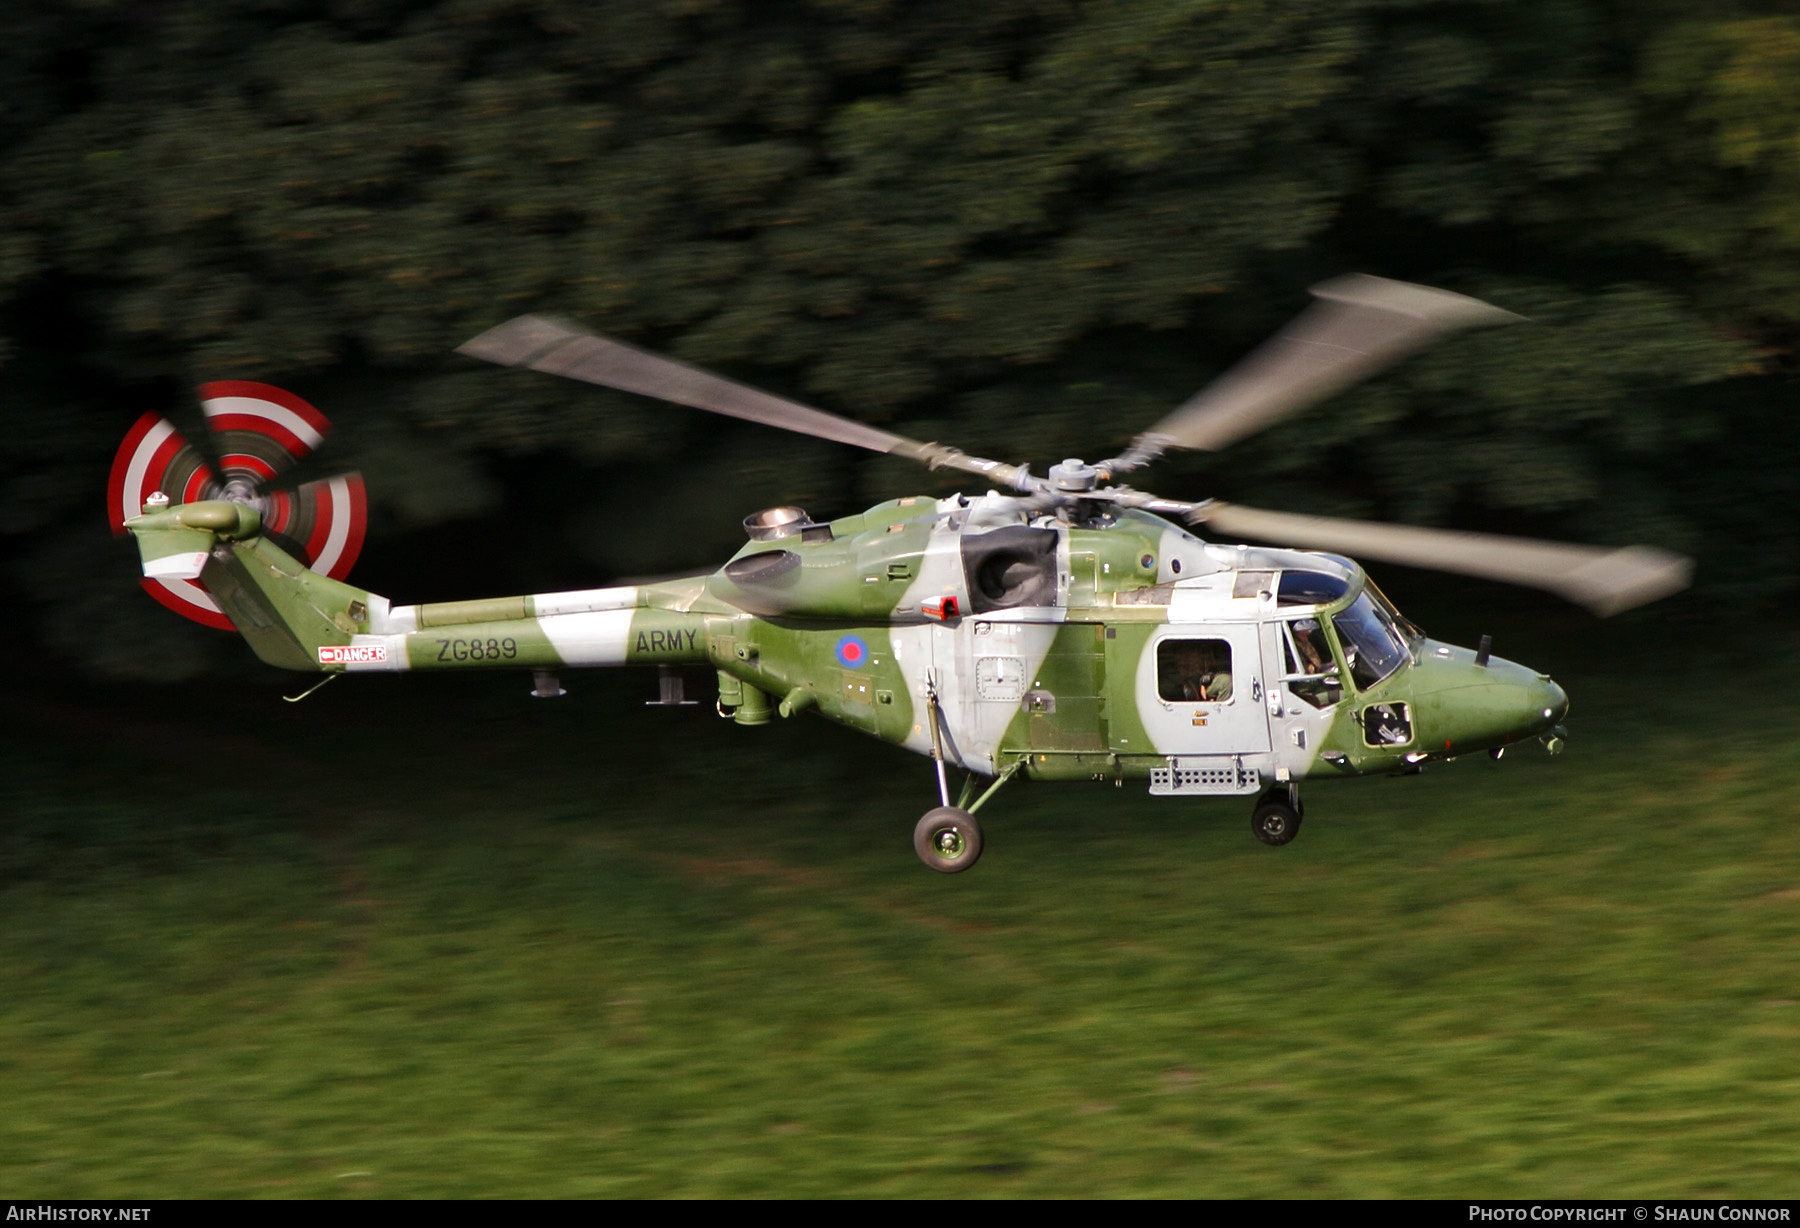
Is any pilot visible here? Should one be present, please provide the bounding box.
[1287,619,1342,710]
[1292,620,1335,675]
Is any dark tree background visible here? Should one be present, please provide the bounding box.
[2,0,1796,678]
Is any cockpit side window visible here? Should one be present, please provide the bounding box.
[1281,618,1342,709]
[1157,638,1234,703]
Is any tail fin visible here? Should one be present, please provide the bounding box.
[125,500,381,672]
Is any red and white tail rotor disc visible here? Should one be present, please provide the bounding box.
[108,382,367,630]
[198,381,329,489]
[284,473,368,581]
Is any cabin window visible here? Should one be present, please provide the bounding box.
[1157,638,1234,703]
[1281,619,1342,709]
[1331,593,1408,690]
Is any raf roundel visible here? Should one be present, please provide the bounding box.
[835,634,869,669]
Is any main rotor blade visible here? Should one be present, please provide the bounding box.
[1119,275,1520,463]
[1194,502,1691,616]
[460,316,1037,491]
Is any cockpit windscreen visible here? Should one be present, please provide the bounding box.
[1331,593,1409,690]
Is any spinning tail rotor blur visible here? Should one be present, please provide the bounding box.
[108,382,366,628]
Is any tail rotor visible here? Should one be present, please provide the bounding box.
[108,382,367,629]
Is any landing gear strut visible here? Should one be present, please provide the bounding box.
[913,680,1016,872]
[1251,783,1303,847]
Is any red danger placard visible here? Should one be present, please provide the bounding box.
[318,644,387,665]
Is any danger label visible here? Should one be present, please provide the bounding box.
[319,644,387,665]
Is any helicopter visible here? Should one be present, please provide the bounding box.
[110,274,1691,872]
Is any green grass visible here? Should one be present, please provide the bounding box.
[3,631,1798,1196]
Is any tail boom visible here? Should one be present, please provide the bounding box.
[333,588,706,674]
[123,500,708,675]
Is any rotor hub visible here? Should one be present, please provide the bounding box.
[223,477,261,503]
[1047,458,1098,494]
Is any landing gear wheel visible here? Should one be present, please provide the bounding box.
[1251,801,1302,847]
[914,806,983,873]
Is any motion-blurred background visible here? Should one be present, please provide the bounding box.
[2,0,1797,1197]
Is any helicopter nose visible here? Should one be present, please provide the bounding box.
[1463,671,1566,749]
[1490,672,1569,746]
[1418,644,1570,752]
[1498,672,1567,739]
[1537,676,1569,727]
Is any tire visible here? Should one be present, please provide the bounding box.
[914,806,984,873]
[1251,801,1302,847]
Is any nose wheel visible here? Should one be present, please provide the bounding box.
[1250,785,1303,847]
[914,807,984,873]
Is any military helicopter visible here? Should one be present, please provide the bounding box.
[111,275,1690,872]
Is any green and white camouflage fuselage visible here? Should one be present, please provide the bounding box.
[124,491,1569,792]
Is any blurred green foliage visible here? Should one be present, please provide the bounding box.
[2,0,1797,676]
